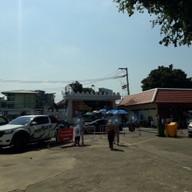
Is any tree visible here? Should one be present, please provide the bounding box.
[70,81,83,93]
[69,81,95,93]
[82,87,95,94]
[114,0,192,47]
[141,64,192,90]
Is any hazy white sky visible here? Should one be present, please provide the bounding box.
[0,0,191,102]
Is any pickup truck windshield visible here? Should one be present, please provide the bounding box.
[9,117,32,125]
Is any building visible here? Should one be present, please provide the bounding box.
[61,89,121,124]
[0,88,121,123]
[118,88,192,128]
[98,88,113,95]
[0,90,55,119]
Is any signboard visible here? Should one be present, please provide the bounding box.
[57,128,73,143]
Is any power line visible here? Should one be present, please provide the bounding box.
[0,70,125,85]
[0,70,127,98]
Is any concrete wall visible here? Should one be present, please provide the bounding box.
[124,103,158,127]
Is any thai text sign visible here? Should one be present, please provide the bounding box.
[57,128,73,143]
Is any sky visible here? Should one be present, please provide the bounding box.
[0,0,191,102]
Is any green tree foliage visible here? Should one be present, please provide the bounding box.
[141,64,192,90]
[114,0,192,47]
[70,81,83,93]
[69,81,94,93]
[82,87,95,93]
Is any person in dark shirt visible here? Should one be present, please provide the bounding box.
[105,120,115,150]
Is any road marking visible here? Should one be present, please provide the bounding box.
[183,166,192,172]
[124,138,157,147]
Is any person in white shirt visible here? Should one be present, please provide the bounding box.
[76,117,85,145]
[113,115,121,145]
[74,124,81,146]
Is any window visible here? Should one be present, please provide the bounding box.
[33,117,49,125]
[49,115,58,123]
[0,116,8,125]
[7,94,15,101]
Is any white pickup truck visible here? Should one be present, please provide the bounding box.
[0,115,60,152]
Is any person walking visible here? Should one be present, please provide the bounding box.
[105,120,115,150]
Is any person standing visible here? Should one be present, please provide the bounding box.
[113,115,121,145]
[74,124,81,146]
[105,120,115,150]
[80,118,85,145]
[76,117,85,146]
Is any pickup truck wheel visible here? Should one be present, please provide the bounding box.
[12,135,28,153]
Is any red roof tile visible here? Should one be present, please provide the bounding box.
[119,89,156,106]
[119,88,192,106]
[155,88,192,103]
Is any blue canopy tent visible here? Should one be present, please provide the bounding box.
[107,109,128,115]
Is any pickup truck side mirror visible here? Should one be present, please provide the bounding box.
[30,121,37,126]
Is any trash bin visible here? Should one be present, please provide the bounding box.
[165,122,177,137]
[158,123,165,137]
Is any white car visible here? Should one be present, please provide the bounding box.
[0,115,59,152]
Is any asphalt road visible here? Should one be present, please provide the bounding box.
[0,128,192,192]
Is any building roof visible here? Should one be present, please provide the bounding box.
[1,90,39,95]
[155,88,192,103]
[56,99,67,109]
[119,88,192,106]
[72,100,92,111]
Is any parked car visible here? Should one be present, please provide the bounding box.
[0,116,9,126]
[84,119,108,134]
[188,120,192,138]
[0,115,59,152]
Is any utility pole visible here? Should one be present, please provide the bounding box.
[119,67,130,95]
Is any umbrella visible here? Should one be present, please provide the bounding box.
[106,109,117,114]
[114,109,128,115]
[85,112,93,116]
[99,109,107,115]
[92,110,100,114]
[107,109,128,115]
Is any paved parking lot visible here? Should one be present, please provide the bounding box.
[0,128,192,192]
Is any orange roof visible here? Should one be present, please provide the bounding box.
[119,88,192,106]
[155,88,192,103]
[119,89,156,106]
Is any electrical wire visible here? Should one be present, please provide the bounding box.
[0,69,128,95]
[0,69,125,85]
